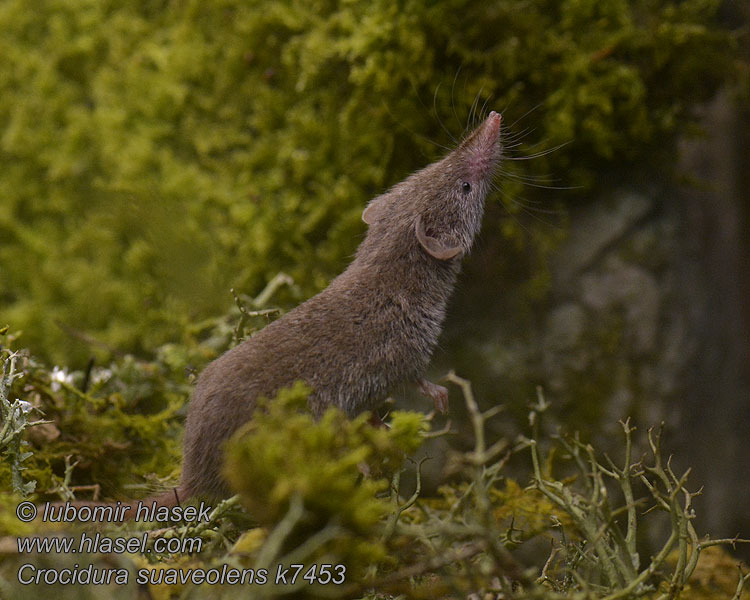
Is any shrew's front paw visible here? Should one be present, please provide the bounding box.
[418,378,449,414]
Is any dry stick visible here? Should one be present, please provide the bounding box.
[672,534,750,598]
[230,273,291,342]
[600,446,643,579]
[255,494,305,569]
[603,419,639,572]
[643,431,695,598]
[731,566,750,600]
[252,272,294,308]
[423,418,452,439]
[697,536,750,550]
[144,495,242,554]
[48,455,88,501]
[585,442,604,508]
[559,433,592,495]
[68,484,101,501]
[665,456,713,589]
[231,288,281,342]
[443,371,485,457]
[532,407,749,598]
[537,542,560,586]
[0,352,21,443]
[443,371,523,579]
[668,479,695,598]
[600,528,679,600]
[383,456,427,540]
[562,431,618,575]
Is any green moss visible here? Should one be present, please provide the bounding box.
[0,0,735,364]
[223,382,428,571]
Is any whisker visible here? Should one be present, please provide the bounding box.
[502,141,572,160]
[382,99,452,156]
[494,186,565,228]
[491,187,544,236]
[432,82,457,145]
[500,126,536,145]
[467,85,487,133]
[497,172,580,191]
[490,184,567,215]
[507,101,545,130]
[478,92,494,123]
[450,65,464,131]
[496,167,560,182]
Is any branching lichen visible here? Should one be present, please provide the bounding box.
[0,350,50,497]
[521,387,750,599]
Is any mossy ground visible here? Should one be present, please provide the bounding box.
[2,331,748,599]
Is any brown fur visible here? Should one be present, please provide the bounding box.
[177,112,503,500]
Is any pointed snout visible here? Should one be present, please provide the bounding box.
[460,111,502,153]
[481,110,502,141]
[459,111,503,181]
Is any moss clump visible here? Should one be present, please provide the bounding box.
[223,381,428,571]
[0,336,186,530]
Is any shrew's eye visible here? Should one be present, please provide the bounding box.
[461,181,471,194]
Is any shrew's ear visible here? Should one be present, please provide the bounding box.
[362,195,387,225]
[414,215,463,260]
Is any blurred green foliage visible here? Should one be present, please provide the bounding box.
[0,0,735,365]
